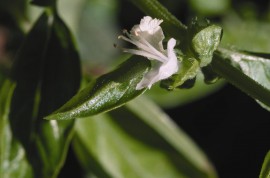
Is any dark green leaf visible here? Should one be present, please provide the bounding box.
[213,47,270,109]
[9,11,81,177]
[73,96,217,178]
[10,12,51,148]
[0,80,33,178]
[260,151,270,178]
[45,56,151,120]
[161,57,199,90]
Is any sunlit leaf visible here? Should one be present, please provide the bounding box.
[73,96,217,178]
[259,151,270,178]
[9,11,81,177]
[45,56,150,120]
[0,80,33,178]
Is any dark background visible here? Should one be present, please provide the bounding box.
[167,84,270,178]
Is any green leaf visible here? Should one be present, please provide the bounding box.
[260,151,270,178]
[188,18,223,67]
[10,12,51,149]
[45,56,151,120]
[161,57,199,90]
[222,13,270,53]
[213,47,270,109]
[9,11,81,178]
[0,80,33,178]
[73,96,217,178]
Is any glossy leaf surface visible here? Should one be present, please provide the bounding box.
[45,56,150,120]
[73,96,217,178]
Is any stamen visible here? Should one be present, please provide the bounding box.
[124,33,167,61]
[123,48,165,61]
[140,38,167,62]
[119,35,160,60]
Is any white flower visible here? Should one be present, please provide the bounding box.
[118,16,179,90]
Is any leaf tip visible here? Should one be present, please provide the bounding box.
[43,114,54,120]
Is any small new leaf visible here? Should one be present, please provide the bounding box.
[188,18,222,67]
[45,56,151,120]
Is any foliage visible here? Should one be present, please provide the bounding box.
[0,0,270,178]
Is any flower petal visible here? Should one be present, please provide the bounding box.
[136,38,179,90]
[139,16,163,34]
[136,63,162,90]
[118,16,179,90]
[159,38,179,79]
[119,34,167,62]
[131,16,165,52]
[122,48,164,62]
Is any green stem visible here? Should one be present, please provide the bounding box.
[212,48,270,107]
[127,0,188,41]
